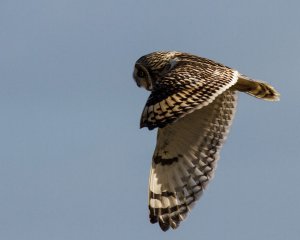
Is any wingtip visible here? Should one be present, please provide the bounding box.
[158,218,171,231]
[150,216,169,231]
[150,213,182,231]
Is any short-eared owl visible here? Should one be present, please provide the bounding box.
[133,51,280,231]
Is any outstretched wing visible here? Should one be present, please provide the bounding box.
[140,61,239,130]
[148,89,237,231]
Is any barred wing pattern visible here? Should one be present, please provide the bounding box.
[140,62,239,130]
[148,89,238,231]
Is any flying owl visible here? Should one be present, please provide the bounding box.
[132,51,280,231]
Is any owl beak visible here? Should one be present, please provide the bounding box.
[136,78,149,90]
[138,78,152,91]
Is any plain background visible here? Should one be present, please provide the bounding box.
[1,0,299,239]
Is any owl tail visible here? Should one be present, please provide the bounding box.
[234,76,280,101]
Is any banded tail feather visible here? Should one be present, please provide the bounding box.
[235,75,280,101]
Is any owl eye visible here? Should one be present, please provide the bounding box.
[137,69,146,78]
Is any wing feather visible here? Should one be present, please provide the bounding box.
[148,89,238,231]
[141,62,238,129]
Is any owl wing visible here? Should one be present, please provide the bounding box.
[148,89,237,231]
[140,62,239,129]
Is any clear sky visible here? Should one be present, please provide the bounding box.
[1,0,299,239]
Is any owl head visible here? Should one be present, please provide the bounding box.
[133,51,181,91]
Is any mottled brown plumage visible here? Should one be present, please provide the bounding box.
[133,51,280,231]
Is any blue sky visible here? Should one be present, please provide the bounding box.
[1,0,299,239]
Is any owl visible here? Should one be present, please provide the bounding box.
[133,51,280,231]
